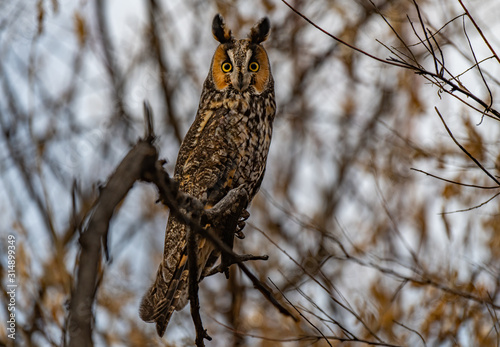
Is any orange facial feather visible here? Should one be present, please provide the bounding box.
[253,46,269,93]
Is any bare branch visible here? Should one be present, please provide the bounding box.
[434,107,500,186]
[458,0,500,64]
[393,321,427,347]
[208,314,403,346]
[188,227,212,347]
[280,0,410,69]
[94,0,131,127]
[68,140,157,347]
[147,0,183,144]
[252,223,384,342]
[411,168,500,189]
[269,278,333,347]
[461,16,493,112]
[282,0,500,120]
[441,191,500,214]
[412,0,440,75]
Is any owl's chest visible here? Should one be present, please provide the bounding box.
[222,101,273,189]
[222,97,271,154]
[178,95,273,195]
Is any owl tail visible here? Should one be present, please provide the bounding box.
[139,261,189,337]
[140,235,216,336]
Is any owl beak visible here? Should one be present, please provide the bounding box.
[232,70,248,92]
[237,74,245,91]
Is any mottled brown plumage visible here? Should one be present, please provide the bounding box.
[139,14,275,337]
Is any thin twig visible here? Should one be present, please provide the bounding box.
[281,0,500,120]
[94,0,131,126]
[394,321,427,347]
[367,0,420,66]
[458,0,500,64]
[147,0,183,144]
[461,16,493,115]
[405,14,470,96]
[207,313,403,346]
[295,287,355,339]
[252,223,384,342]
[434,107,500,186]
[269,279,333,347]
[411,168,500,189]
[412,0,439,75]
[280,0,410,69]
[332,254,500,311]
[441,191,500,215]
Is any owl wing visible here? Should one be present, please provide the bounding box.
[140,108,243,337]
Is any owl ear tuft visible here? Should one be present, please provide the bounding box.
[212,14,234,44]
[249,17,270,44]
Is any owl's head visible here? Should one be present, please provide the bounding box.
[209,14,272,94]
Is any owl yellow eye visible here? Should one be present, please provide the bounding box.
[249,62,259,72]
[221,62,232,72]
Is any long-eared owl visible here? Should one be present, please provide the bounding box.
[139,14,276,337]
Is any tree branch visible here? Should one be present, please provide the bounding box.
[435,107,500,186]
[281,0,500,120]
[68,140,157,347]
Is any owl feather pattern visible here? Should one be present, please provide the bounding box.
[139,14,276,337]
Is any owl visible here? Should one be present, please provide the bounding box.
[139,14,275,337]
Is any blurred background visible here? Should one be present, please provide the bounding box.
[1,0,500,346]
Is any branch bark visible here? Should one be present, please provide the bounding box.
[68,140,157,347]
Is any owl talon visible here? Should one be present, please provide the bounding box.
[240,209,250,221]
[235,209,250,237]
